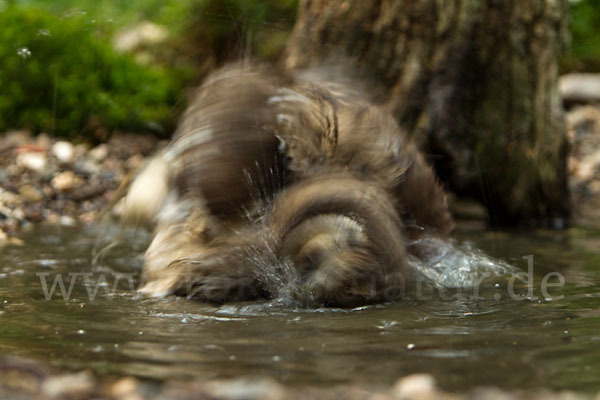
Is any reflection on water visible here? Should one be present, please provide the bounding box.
[1,224,600,392]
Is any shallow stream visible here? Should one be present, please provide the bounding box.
[1,223,599,393]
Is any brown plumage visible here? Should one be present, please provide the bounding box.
[123,63,453,307]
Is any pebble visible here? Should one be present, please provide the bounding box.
[60,216,77,226]
[3,130,31,147]
[566,104,600,223]
[36,133,51,150]
[40,372,95,399]
[203,378,286,400]
[51,171,78,193]
[52,141,75,164]
[392,374,438,400]
[560,73,600,103]
[79,211,96,224]
[19,185,43,202]
[77,159,101,174]
[109,377,143,400]
[0,190,20,205]
[13,208,25,220]
[89,144,109,162]
[1,132,157,239]
[17,152,46,171]
[0,359,596,400]
[73,143,90,159]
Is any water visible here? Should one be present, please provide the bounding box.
[0,223,599,393]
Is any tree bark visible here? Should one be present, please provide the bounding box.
[284,0,570,228]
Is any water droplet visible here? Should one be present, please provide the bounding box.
[407,343,416,350]
[16,47,31,59]
[37,29,51,37]
[77,329,85,335]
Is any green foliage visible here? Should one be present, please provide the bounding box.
[0,0,298,138]
[0,6,185,138]
[4,0,191,29]
[564,0,600,72]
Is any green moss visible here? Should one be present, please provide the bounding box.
[0,6,186,138]
[563,0,600,72]
[0,1,299,138]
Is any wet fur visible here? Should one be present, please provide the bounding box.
[124,63,453,306]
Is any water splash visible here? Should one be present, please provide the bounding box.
[408,237,516,288]
[214,228,516,306]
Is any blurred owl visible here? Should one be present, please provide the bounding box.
[122,63,453,307]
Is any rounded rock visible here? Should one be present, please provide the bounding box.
[51,171,79,193]
[18,152,47,172]
[19,185,43,203]
[52,141,75,164]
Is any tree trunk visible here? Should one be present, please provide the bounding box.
[284,0,570,228]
